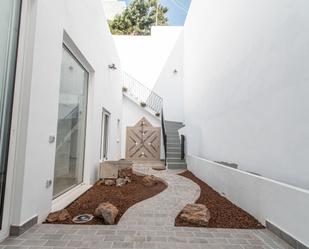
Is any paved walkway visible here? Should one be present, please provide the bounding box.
[1,164,293,249]
[119,163,200,227]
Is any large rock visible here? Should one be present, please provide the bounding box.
[142,175,160,187]
[179,204,211,226]
[99,160,133,179]
[47,209,71,223]
[100,162,119,179]
[94,202,119,225]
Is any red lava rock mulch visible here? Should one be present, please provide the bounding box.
[175,171,264,229]
[47,174,167,225]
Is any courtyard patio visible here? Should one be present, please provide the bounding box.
[0,164,293,249]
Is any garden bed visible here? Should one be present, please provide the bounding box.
[47,173,167,225]
[175,171,264,229]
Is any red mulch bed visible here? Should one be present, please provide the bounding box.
[47,174,167,225]
[175,171,264,229]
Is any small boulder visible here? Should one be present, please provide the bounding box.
[152,165,166,171]
[104,179,116,186]
[116,178,127,187]
[47,209,71,223]
[125,176,131,183]
[94,202,119,225]
[119,167,133,178]
[97,180,105,186]
[142,175,160,187]
[179,204,211,226]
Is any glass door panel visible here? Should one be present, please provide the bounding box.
[0,0,21,227]
[53,47,88,198]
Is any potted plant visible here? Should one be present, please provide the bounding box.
[122,86,128,92]
[140,102,147,108]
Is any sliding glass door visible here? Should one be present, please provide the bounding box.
[53,46,89,198]
[0,0,21,227]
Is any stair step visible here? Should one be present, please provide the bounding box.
[167,135,179,139]
[166,123,184,127]
[167,152,181,157]
[167,156,182,160]
[167,148,181,153]
[167,139,180,143]
[166,134,179,138]
[165,121,183,125]
[167,142,180,145]
[167,144,181,148]
[166,126,182,129]
[167,142,180,146]
[167,147,181,151]
[165,123,183,127]
[166,150,181,156]
[167,162,187,170]
[167,158,185,163]
[166,130,180,133]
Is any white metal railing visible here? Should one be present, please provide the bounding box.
[122,72,163,114]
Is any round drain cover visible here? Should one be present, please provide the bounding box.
[72,214,94,224]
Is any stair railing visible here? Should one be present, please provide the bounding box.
[181,135,185,160]
[122,72,163,114]
[161,109,167,166]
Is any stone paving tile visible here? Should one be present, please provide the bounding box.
[43,240,69,247]
[0,164,295,249]
[2,246,29,249]
[20,240,47,246]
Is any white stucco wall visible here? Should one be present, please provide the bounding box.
[114,26,183,89]
[153,31,184,122]
[183,0,309,245]
[121,96,163,159]
[188,156,309,246]
[10,0,122,228]
[114,26,184,122]
[183,0,309,190]
[101,0,126,20]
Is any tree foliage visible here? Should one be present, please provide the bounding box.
[109,0,169,35]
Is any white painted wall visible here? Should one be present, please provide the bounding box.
[183,0,309,246]
[183,0,309,190]
[153,31,184,122]
[114,26,183,89]
[10,0,122,228]
[121,96,163,159]
[114,26,184,122]
[188,155,309,246]
[101,0,126,20]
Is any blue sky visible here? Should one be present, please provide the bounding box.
[124,0,191,26]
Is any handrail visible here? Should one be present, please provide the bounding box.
[161,109,167,166]
[181,135,185,160]
[122,72,163,114]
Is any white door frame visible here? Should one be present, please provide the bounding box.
[0,0,24,241]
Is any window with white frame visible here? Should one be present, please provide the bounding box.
[100,109,110,161]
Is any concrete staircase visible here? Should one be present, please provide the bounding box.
[165,121,187,170]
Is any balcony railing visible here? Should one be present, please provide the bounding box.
[122,72,163,114]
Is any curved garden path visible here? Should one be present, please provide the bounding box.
[118,163,201,227]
